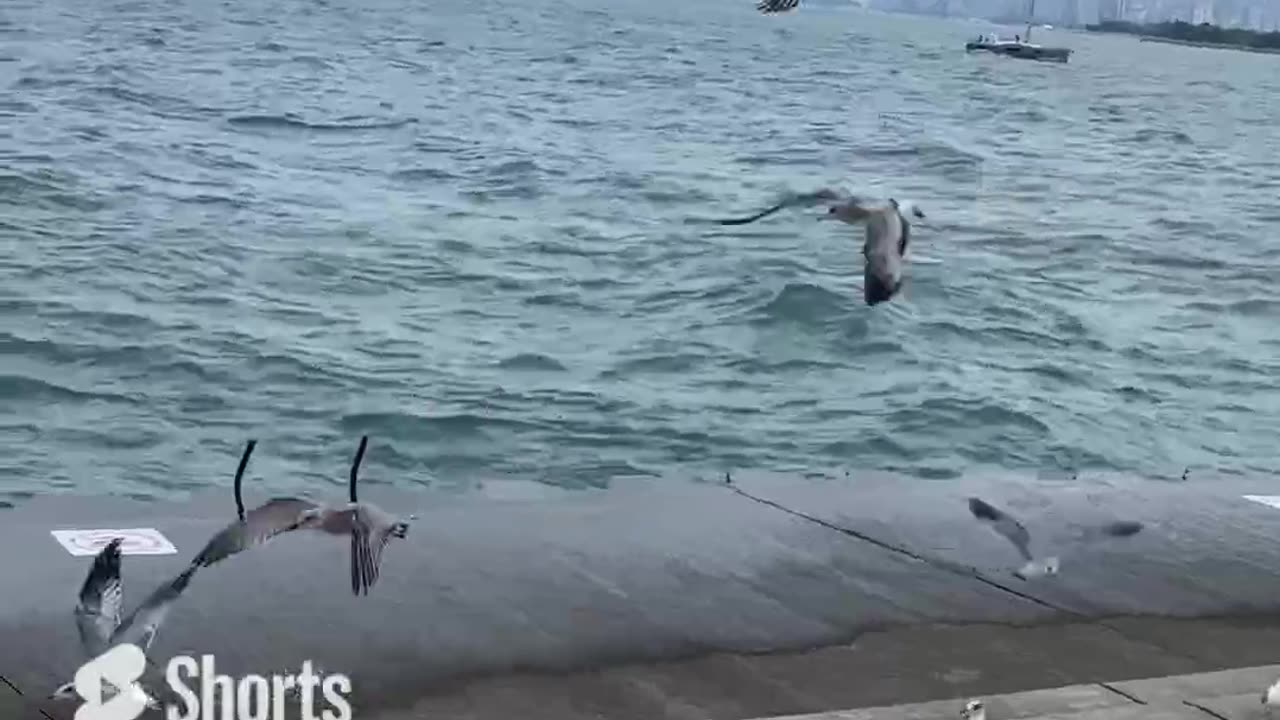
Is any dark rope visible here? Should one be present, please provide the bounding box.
[350,435,368,503]
[233,440,257,522]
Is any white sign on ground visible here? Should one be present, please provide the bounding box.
[1242,495,1280,511]
[50,528,178,557]
[71,643,353,720]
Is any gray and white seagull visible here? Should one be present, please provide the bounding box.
[50,538,198,706]
[712,188,926,306]
[191,436,411,596]
[967,497,1144,579]
[757,0,800,13]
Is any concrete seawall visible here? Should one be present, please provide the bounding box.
[5,468,1280,719]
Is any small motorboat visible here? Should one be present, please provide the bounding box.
[965,32,1072,62]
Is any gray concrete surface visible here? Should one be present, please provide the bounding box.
[746,664,1280,720]
[4,468,1280,719]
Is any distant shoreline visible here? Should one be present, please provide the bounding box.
[1136,35,1280,53]
[1086,20,1280,55]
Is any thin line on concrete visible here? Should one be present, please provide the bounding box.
[1098,681,1147,704]
[1182,699,1231,720]
[724,483,1072,613]
[722,478,1207,667]
[0,672,57,720]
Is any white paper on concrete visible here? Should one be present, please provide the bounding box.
[50,528,178,556]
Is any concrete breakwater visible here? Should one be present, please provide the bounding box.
[7,469,1280,719]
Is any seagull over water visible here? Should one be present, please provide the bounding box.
[967,497,1144,579]
[192,436,411,595]
[50,538,198,706]
[710,188,926,306]
[757,0,800,13]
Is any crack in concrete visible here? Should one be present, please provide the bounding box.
[1098,681,1147,704]
[1,672,56,720]
[1182,699,1232,720]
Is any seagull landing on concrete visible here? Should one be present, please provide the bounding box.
[967,497,1144,580]
[710,188,926,306]
[1263,676,1280,708]
[961,699,986,720]
[50,538,198,707]
[191,436,411,596]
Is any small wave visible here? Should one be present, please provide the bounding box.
[226,114,418,132]
[496,353,568,372]
[1184,298,1280,317]
[723,356,845,375]
[1125,128,1194,145]
[752,282,854,327]
[1116,384,1165,403]
[524,291,596,310]
[0,99,36,115]
[600,353,706,378]
[889,397,1053,437]
[0,172,106,211]
[733,148,823,166]
[389,167,459,182]
[0,374,138,405]
[341,411,542,441]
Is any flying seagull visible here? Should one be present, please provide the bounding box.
[823,196,925,306]
[711,188,926,306]
[961,699,987,720]
[191,436,411,596]
[188,438,315,568]
[757,0,800,13]
[967,497,1144,579]
[50,538,198,706]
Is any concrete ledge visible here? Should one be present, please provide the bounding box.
[1191,693,1269,719]
[1110,664,1280,704]
[362,620,1280,720]
[745,664,1280,719]
[8,469,1280,719]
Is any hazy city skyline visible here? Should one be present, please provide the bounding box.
[845,0,1280,30]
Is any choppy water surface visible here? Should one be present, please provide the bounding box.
[3,0,1279,500]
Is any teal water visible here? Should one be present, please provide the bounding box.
[3,0,1279,500]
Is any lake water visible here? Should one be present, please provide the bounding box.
[3,0,1279,501]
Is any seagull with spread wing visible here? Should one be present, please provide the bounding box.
[711,188,926,306]
[967,497,1144,579]
[757,0,800,13]
[191,436,411,596]
[50,538,197,706]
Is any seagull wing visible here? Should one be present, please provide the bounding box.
[191,497,320,568]
[1075,517,1146,540]
[862,206,906,306]
[968,497,1035,562]
[712,187,848,226]
[757,0,800,13]
[74,538,125,659]
[349,504,398,596]
[109,565,198,654]
[1067,520,1145,546]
